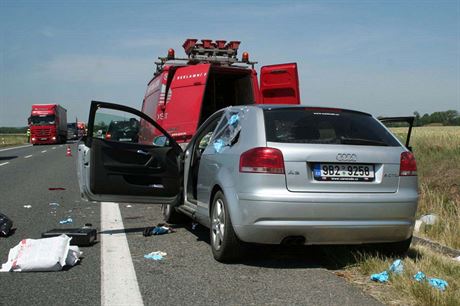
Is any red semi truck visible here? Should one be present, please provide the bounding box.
[140,38,301,144]
[29,104,68,145]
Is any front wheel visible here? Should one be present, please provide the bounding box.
[161,195,187,224]
[210,191,243,262]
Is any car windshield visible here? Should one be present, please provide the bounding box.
[264,108,400,146]
[30,115,55,126]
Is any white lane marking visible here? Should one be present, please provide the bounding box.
[101,202,143,306]
[0,162,9,166]
[52,147,56,150]
[24,155,33,159]
[0,144,32,152]
[59,145,63,147]
[41,150,47,153]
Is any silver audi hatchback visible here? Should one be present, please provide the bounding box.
[78,101,418,262]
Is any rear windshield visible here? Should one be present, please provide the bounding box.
[264,108,400,146]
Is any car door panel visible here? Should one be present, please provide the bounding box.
[78,100,182,204]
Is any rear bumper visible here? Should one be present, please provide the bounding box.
[229,190,418,245]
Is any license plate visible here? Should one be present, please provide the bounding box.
[119,138,132,142]
[40,138,47,140]
[313,163,375,182]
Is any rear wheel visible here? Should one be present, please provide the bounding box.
[210,191,243,262]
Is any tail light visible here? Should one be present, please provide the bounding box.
[105,133,111,140]
[239,147,285,174]
[400,152,417,176]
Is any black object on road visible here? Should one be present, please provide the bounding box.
[41,226,97,246]
[0,213,13,237]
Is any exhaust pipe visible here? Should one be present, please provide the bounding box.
[281,236,306,246]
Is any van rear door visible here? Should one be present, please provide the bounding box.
[260,63,300,104]
[162,64,211,141]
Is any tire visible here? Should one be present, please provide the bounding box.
[210,191,243,262]
[161,195,188,224]
[374,236,412,256]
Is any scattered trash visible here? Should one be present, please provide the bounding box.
[23,205,32,209]
[144,251,167,261]
[143,225,175,237]
[389,259,404,274]
[413,271,448,291]
[413,271,426,282]
[48,187,66,191]
[419,214,438,225]
[66,245,83,266]
[0,213,13,237]
[59,218,73,224]
[414,213,439,233]
[370,271,389,283]
[0,234,81,272]
[42,225,97,246]
[192,222,198,230]
[126,205,132,208]
[454,256,460,262]
[370,259,403,283]
[428,278,449,291]
[49,202,60,207]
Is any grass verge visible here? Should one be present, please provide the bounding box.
[391,126,460,249]
[0,134,28,148]
[336,245,460,305]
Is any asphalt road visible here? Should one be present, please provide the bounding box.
[0,143,381,306]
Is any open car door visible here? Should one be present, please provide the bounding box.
[260,63,301,104]
[379,116,415,151]
[77,101,182,204]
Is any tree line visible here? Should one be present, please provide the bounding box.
[413,110,459,126]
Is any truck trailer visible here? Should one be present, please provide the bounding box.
[140,38,301,144]
[29,104,67,145]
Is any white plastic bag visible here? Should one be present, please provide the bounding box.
[0,234,79,272]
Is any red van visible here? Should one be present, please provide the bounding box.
[140,39,301,144]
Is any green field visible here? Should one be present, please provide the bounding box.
[0,134,28,147]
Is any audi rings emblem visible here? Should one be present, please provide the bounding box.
[336,153,357,162]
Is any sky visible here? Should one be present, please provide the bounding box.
[1,0,459,126]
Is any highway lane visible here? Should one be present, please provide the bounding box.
[0,142,381,305]
[0,143,101,305]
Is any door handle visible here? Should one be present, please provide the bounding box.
[137,150,150,155]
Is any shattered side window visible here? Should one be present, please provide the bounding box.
[211,110,243,153]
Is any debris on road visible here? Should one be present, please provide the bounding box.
[413,271,449,291]
[0,234,81,272]
[143,224,176,237]
[48,187,66,191]
[42,225,97,246]
[49,202,60,207]
[0,213,13,237]
[144,251,167,261]
[23,205,32,209]
[126,204,132,208]
[192,222,198,230]
[59,217,73,224]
